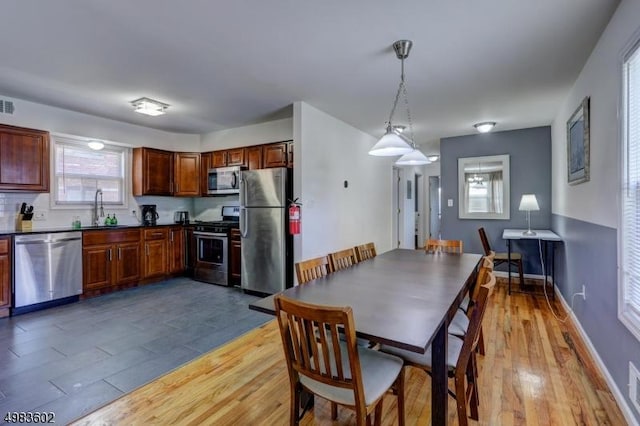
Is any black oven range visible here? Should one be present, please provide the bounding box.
[192,206,239,286]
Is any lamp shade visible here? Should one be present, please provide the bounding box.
[368,126,413,156]
[518,194,540,211]
[395,149,430,166]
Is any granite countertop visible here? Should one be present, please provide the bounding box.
[1,223,191,237]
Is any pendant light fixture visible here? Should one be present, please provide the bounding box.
[369,40,427,165]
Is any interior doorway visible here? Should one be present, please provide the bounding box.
[414,173,424,248]
[429,176,441,239]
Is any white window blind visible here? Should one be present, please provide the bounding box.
[621,39,640,337]
[53,138,126,205]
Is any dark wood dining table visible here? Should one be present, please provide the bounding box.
[249,248,482,425]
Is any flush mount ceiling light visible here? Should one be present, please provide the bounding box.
[427,155,440,162]
[369,40,429,161]
[392,125,406,133]
[131,97,169,116]
[87,140,104,150]
[473,122,496,133]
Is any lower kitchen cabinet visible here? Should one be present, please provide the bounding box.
[83,229,141,296]
[0,237,11,317]
[143,228,168,279]
[168,226,185,274]
[230,228,241,286]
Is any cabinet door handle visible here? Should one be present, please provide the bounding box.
[170,231,174,242]
[108,248,113,262]
[118,247,122,259]
[176,183,179,193]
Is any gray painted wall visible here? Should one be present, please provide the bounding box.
[553,213,640,422]
[440,126,551,274]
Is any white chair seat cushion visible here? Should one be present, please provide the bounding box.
[448,310,470,337]
[379,334,464,370]
[299,342,403,406]
[459,295,471,313]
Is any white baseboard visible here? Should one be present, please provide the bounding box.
[554,287,639,426]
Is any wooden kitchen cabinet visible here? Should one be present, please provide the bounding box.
[200,152,212,195]
[246,145,263,170]
[143,228,168,279]
[229,228,241,286]
[263,142,288,168]
[0,124,49,192]
[168,226,185,274]
[174,152,200,196]
[0,237,11,318]
[211,148,245,168]
[287,142,294,168]
[132,147,174,196]
[82,229,141,297]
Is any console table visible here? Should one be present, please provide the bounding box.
[502,229,562,297]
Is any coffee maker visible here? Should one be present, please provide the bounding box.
[141,204,159,226]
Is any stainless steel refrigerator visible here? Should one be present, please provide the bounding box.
[239,167,292,294]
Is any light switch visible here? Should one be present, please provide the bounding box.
[447,199,454,207]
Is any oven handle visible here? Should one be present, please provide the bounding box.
[193,231,228,238]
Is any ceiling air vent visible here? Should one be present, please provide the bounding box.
[0,100,15,114]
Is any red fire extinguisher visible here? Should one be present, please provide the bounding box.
[289,199,301,235]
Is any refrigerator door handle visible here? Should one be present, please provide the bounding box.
[240,207,249,238]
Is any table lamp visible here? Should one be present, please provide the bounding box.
[519,194,539,236]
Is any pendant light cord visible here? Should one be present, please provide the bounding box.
[386,54,417,149]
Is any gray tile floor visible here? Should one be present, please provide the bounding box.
[0,278,271,425]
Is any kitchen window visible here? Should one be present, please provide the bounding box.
[52,137,127,206]
[620,36,640,342]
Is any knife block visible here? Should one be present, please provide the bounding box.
[16,214,32,232]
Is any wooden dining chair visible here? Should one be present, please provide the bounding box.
[295,256,332,285]
[274,295,405,426]
[380,286,490,426]
[449,269,496,356]
[425,239,463,254]
[478,227,524,285]
[329,248,358,272]
[354,242,377,262]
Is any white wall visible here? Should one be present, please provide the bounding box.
[293,102,394,261]
[0,95,200,230]
[200,118,292,151]
[551,1,640,227]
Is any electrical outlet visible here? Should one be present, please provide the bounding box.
[33,211,46,221]
[131,210,137,217]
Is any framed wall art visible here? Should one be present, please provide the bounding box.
[567,96,590,185]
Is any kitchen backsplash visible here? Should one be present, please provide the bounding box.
[0,192,237,232]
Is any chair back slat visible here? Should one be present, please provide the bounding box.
[425,239,463,254]
[457,286,490,373]
[330,248,358,272]
[355,242,377,262]
[275,295,364,391]
[478,228,492,255]
[296,256,331,284]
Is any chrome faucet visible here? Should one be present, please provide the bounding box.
[93,189,104,226]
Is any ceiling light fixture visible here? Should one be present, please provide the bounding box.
[87,140,104,150]
[427,155,440,162]
[131,97,169,116]
[392,125,406,133]
[369,40,426,163]
[474,122,496,133]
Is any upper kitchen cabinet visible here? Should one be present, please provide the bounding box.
[263,141,289,168]
[133,147,174,196]
[246,145,263,170]
[212,148,245,168]
[174,152,200,196]
[0,124,49,192]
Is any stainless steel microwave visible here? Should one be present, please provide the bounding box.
[207,166,242,195]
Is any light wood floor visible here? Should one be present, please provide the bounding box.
[72,281,626,425]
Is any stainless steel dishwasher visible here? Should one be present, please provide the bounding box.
[14,231,83,313]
